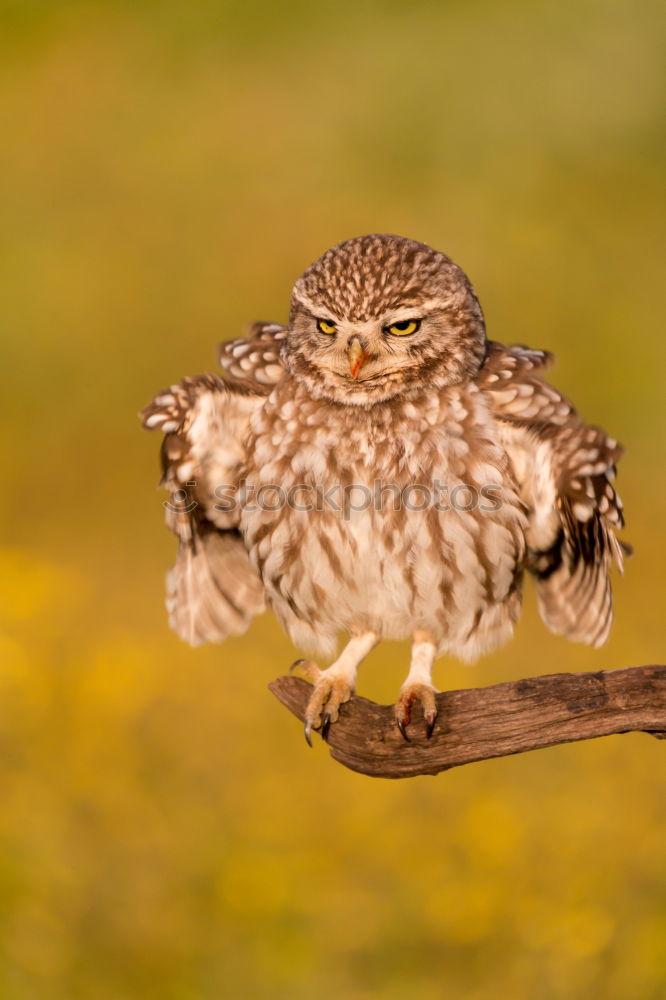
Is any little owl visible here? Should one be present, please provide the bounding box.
[141,235,626,744]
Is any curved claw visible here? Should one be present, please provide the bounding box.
[304,720,313,747]
[290,658,322,685]
[321,713,332,742]
[397,718,410,742]
[395,682,438,741]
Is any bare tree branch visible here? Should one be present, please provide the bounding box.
[268,666,666,778]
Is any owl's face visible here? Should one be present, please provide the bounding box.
[284,234,487,405]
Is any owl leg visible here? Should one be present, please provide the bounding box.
[394,631,438,741]
[292,631,379,746]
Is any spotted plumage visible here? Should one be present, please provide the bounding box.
[141,234,627,742]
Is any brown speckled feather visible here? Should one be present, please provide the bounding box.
[219,322,288,386]
[140,374,266,643]
[478,342,626,646]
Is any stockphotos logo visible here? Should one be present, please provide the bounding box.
[164,479,505,520]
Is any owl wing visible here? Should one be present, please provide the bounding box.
[218,322,288,387]
[477,341,627,647]
[140,373,268,646]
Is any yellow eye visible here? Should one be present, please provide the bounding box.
[385,319,421,336]
[316,318,337,335]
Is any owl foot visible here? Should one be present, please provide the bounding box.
[292,662,355,747]
[394,683,438,741]
[289,632,379,746]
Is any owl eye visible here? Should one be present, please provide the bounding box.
[316,318,337,335]
[385,319,421,337]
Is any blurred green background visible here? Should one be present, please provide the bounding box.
[1,1,665,997]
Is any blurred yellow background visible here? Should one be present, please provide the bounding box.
[1,1,665,997]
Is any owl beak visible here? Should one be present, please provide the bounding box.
[347,337,369,380]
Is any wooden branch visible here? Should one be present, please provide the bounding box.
[268,666,666,778]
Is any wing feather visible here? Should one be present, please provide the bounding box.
[140,373,266,645]
[218,322,288,387]
[478,341,627,647]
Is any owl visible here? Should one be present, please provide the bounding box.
[141,234,626,744]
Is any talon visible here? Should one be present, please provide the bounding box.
[304,720,313,747]
[290,658,322,685]
[321,713,332,741]
[395,680,438,741]
[397,718,410,742]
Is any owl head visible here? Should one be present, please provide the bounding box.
[284,234,487,405]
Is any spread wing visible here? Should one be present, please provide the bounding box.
[477,341,627,647]
[140,373,268,646]
[218,322,288,387]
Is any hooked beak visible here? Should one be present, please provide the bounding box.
[347,337,369,380]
